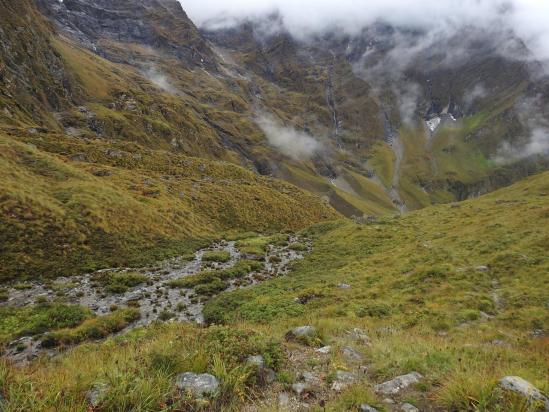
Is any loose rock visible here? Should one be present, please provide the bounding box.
[401,403,419,412]
[360,404,379,412]
[315,345,331,354]
[175,373,219,398]
[374,372,423,395]
[331,370,358,392]
[285,326,317,342]
[342,346,363,361]
[498,376,549,410]
[346,328,370,344]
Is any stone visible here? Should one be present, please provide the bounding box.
[476,265,489,272]
[285,325,317,341]
[383,398,396,404]
[360,404,379,412]
[278,392,290,407]
[259,368,276,385]
[499,376,549,410]
[401,403,419,412]
[292,382,309,395]
[374,372,423,395]
[331,370,358,392]
[342,346,363,361]
[175,373,219,398]
[339,283,351,289]
[315,345,331,354]
[86,383,108,407]
[246,355,265,368]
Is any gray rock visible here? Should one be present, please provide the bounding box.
[259,368,276,385]
[175,373,219,398]
[86,383,108,407]
[342,346,363,361]
[331,370,358,392]
[339,283,351,289]
[315,345,331,354]
[401,403,419,412]
[246,355,265,368]
[292,382,309,395]
[278,392,290,407]
[476,265,489,272]
[286,325,317,341]
[374,372,423,395]
[360,405,379,412]
[499,376,549,410]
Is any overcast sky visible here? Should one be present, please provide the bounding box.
[181,0,549,60]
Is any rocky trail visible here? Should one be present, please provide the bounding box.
[1,235,310,364]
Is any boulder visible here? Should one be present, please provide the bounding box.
[499,376,549,410]
[360,405,379,412]
[175,373,219,398]
[285,326,318,344]
[401,403,419,412]
[374,372,423,395]
[291,382,309,396]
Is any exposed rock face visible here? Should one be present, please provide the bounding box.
[35,0,217,68]
[499,376,549,411]
[175,373,219,398]
[374,372,423,395]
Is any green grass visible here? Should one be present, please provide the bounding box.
[167,260,264,297]
[236,234,289,256]
[0,304,92,345]
[93,272,149,294]
[41,308,141,347]
[202,250,231,263]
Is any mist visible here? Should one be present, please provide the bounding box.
[183,0,549,63]
[143,67,176,94]
[255,114,323,160]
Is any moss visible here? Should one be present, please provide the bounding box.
[94,272,149,294]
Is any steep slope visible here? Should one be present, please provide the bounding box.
[0,0,338,281]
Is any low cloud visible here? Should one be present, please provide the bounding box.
[143,67,176,94]
[495,96,549,163]
[183,0,549,65]
[255,114,323,160]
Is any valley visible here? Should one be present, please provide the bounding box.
[0,0,547,411]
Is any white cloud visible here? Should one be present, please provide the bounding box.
[181,0,549,63]
[255,114,323,160]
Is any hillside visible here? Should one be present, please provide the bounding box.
[0,170,547,411]
[3,0,547,218]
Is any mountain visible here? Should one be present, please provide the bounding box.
[0,1,547,411]
[9,0,549,217]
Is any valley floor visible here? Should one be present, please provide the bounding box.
[0,172,548,411]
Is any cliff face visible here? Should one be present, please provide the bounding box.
[35,0,217,68]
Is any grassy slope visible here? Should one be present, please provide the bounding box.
[0,130,337,281]
[1,172,546,411]
[204,171,549,409]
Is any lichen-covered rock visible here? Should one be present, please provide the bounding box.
[86,383,109,408]
[175,373,219,398]
[342,346,363,361]
[499,376,549,410]
[374,372,423,395]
